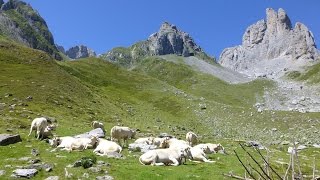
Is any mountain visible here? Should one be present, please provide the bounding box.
[65,45,96,59]
[0,0,61,60]
[101,22,214,67]
[219,8,319,78]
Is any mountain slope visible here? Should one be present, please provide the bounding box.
[0,0,61,60]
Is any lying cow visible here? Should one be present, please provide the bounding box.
[50,136,97,152]
[139,146,192,166]
[189,146,215,163]
[134,137,154,145]
[194,143,225,154]
[110,126,136,147]
[93,138,122,156]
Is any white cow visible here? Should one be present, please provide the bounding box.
[152,137,170,148]
[91,121,104,130]
[190,146,215,163]
[93,138,122,156]
[134,137,154,145]
[167,138,189,149]
[110,126,136,147]
[28,117,51,139]
[139,146,192,166]
[68,136,98,151]
[194,143,225,154]
[186,131,198,146]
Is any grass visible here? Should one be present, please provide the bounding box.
[0,40,319,179]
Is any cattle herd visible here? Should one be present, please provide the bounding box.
[28,117,225,166]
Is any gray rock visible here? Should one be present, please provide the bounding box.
[0,170,5,176]
[56,44,65,54]
[88,167,102,173]
[11,169,38,178]
[96,175,114,180]
[19,157,31,161]
[31,148,40,156]
[0,134,22,146]
[28,158,41,164]
[65,45,96,59]
[74,128,105,138]
[246,141,265,150]
[129,143,157,153]
[219,8,319,78]
[83,173,90,178]
[24,163,53,172]
[45,176,59,180]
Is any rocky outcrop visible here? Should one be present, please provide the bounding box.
[219,8,319,78]
[74,128,105,138]
[65,45,96,59]
[0,0,62,60]
[101,22,213,67]
[147,22,203,57]
[56,44,65,54]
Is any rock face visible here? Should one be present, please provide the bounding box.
[147,22,202,57]
[219,8,319,78]
[0,134,22,146]
[101,22,213,67]
[65,45,96,59]
[0,0,62,60]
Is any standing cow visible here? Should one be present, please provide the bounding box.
[110,126,136,147]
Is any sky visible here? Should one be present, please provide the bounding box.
[23,0,320,58]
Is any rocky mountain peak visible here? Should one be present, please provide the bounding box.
[219,8,319,78]
[65,45,96,59]
[147,21,203,57]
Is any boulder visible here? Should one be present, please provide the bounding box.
[96,175,114,180]
[0,170,5,176]
[128,143,157,153]
[74,128,105,138]
[11,169,38,178]
[0,134,22,146]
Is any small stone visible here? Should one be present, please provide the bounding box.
[96,175,114,180]
[19,157,31,161]
[83,173,90,178]
[26,96,33,100]
[45,176,59,180]
[28,159,41,164]
[31,148,40,156]
[0,170,5,176]
[89,167,102,173]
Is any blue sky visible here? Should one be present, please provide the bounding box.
[23,0,320,58]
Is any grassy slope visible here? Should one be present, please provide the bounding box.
[285,58,320,83]
[0,41,319,179]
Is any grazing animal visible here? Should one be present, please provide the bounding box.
[28,117,51,139]
[134,137,154,145]
[139,146,192,166]
[91,121,104,130]
[110,126,136,147]
[194,143,225,154]
[186,131,198,146]
[93,138,122,156]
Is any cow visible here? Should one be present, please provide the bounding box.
[110,126,136,147]
[186,131,198,147]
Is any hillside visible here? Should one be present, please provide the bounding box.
[0,0,61,60]
[1,35,320,179]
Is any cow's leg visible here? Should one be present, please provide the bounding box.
[28,126,33,137]
[169,156,179,166]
